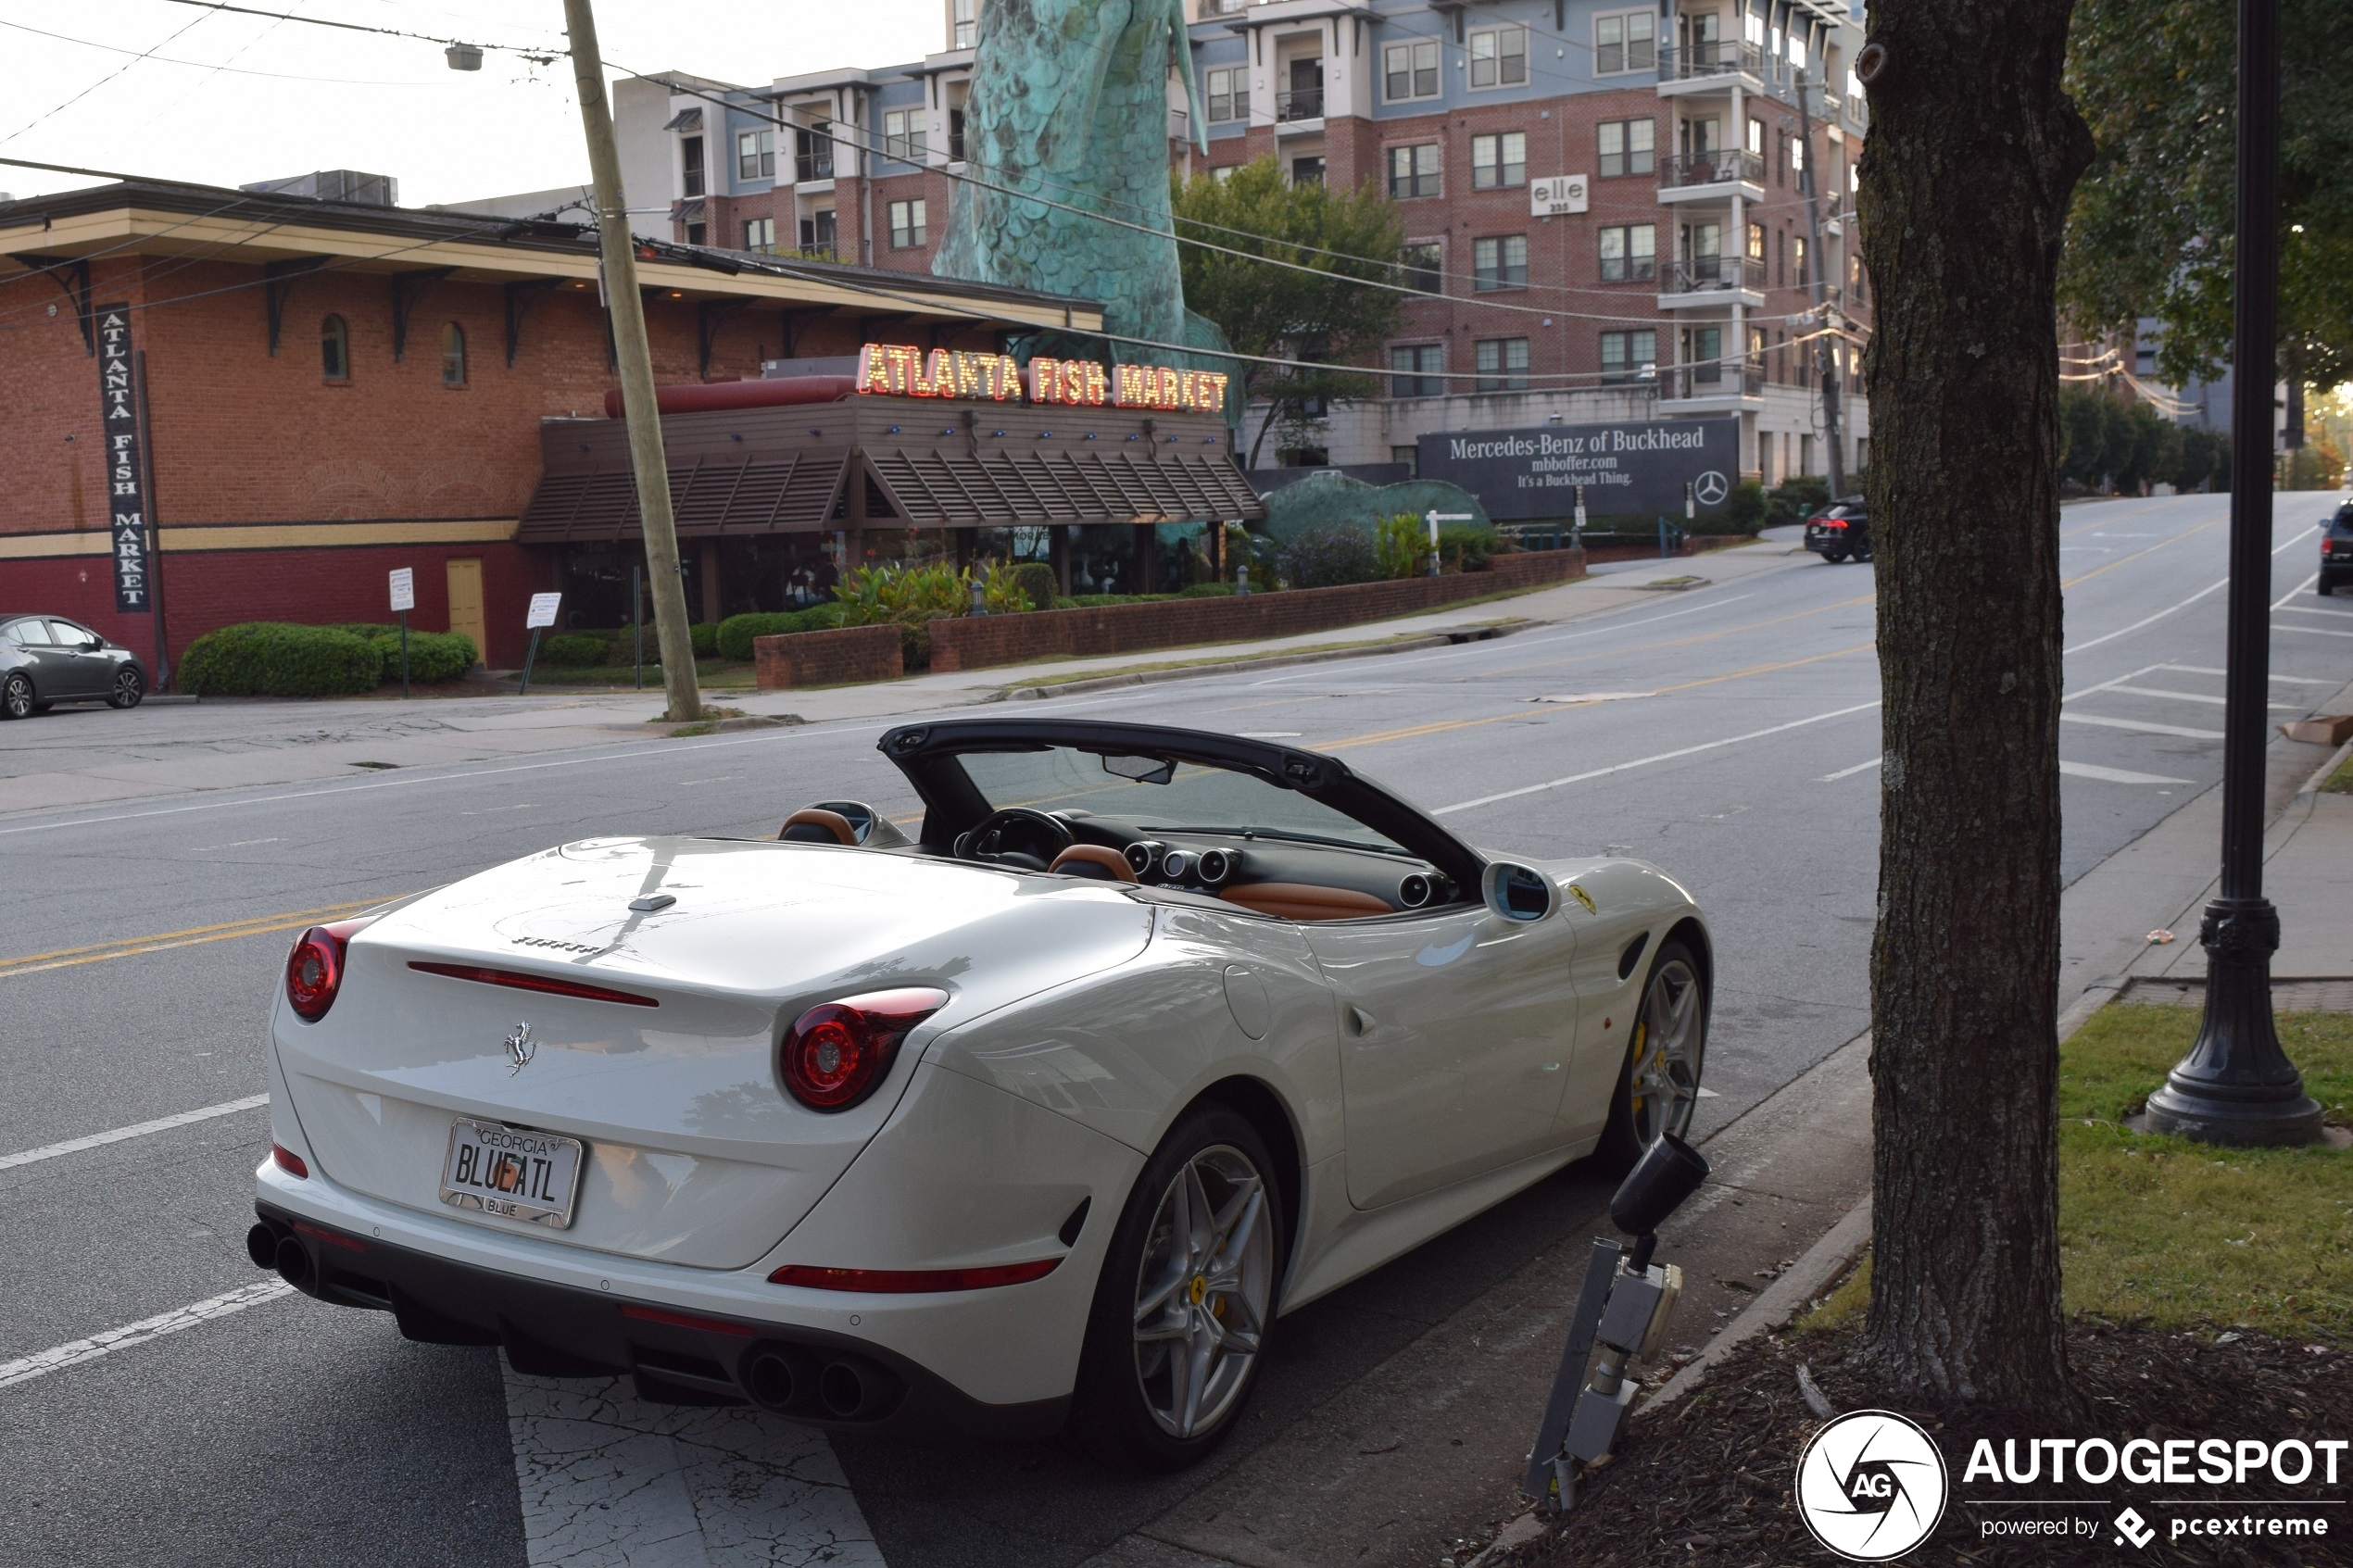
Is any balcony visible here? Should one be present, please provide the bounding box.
[1657,40,1764,93]
[1277,86,1324,123]
[1661,364,1765,406]
[794,144,835,184]
[1659,255,1767,307]
[1656,149,1765,201]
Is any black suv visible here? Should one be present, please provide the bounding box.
[2323,503,2352,596]
[1805,500,1871,563]
[0,614,147,719]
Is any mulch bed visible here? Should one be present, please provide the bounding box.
[1498,1323,2349,1567]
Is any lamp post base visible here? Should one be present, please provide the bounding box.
[2143,897,2324,1148]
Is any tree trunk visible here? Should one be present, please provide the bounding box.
[1855,0,2094,1408]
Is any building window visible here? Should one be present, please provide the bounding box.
[1850,252,1868,304]
[738,127,775,182]
[883,109,926,163]
[951,0,976,49]
[1391,445,1419,471]
[681,135,705,197]
[685,222,707,245]
[1595,10,1656,75]
[799,209,837,256]
[1474,337,1529,392]
[888,198,928,247]
[1467,25,1528,88]
[1747,220,1767,262]
[1401,241,1443,293]
[1384,40,1440,101]
[1471,132,1527,190]
[948,105,967,162]
[795,125,835,183]
[440,322,467,386]
[743,216,775,252]
[1600,329,1656,383]
[321,315,348,381]
[1387,143,1441,199]
[1747,117,1765,157]
[1206,67,1242,123]
[1390,344,1443,397]
[1597,223,1655,282]
[1792,235,1808,286]
[1790,133,1806,179]
[1686,324,1724,383]
[1597,119,1654,178]
[1291,156,1325,186]
[1473,234,1529,290]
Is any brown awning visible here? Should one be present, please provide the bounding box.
[864,446,1263,528]
[517,453,849,543]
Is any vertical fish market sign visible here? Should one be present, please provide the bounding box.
[94,304,150,612]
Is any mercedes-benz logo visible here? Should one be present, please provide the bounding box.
[1693,470,1730,507]
[504,1021,535,1074]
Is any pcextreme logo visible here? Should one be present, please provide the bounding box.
[1796,1410,1951,1561]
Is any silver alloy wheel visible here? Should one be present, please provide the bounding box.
[111,668,142,709]
[1130,1143,1274,1440]
[1629,957,1705,1148]
[1,674,31,720]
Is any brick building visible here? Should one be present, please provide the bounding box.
[0,176,1094,675]
[638,0,1870,496]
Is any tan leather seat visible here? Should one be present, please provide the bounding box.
[779,809,858,846]
[1047,845,1137,883]
[1220,882,1394,921]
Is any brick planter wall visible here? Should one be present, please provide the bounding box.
[926,548,1585,674]
[753,623,903,689]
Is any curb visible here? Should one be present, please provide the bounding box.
[1636,981,2125,1416]
[988,621,1529,702]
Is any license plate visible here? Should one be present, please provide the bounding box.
[439,1118,584,1229]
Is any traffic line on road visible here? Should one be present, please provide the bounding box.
[2273,574,2322,608]
[1818,758,1881,782]
[2060,760,2193,785]
[0,898,392,979]
[1434,700,1882,815]
[2103,685,2301,710]
[2058,712,2225,740]
[2159,666,2336,685]
[0,1094,268,1172]
[2277,602,2353,620]
[0,1281,293,1392]
[2280,623,2353,641]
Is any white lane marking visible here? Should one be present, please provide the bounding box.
[506,1369,885,1568]
[2273,573,2322,608]
[2061,760,2194,785]
[1818,758,1881,782]
[2104,684,2301,710]
[0,1094,268,1172]
[2159,665,2336,685]
[0,1281,293,1391]
[1245,593,1760,687]
[2278,602,2353,621]
[2060,662,2171,705]
[1435,700,1881,815]
[2060,712,2225,740]
[2282,623,2353,641]
[1529,692,1655,705]
[2061,525,2316,658]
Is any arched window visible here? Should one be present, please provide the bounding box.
[441,321,467,386]
[321,315,349,381]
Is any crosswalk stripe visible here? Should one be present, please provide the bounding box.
[2059,712,2225,740]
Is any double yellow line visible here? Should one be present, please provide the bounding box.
[0,898,395,980]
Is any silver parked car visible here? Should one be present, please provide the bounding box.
[0,614,147,718]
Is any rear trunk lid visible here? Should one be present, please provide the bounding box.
[276,836,1152,1267]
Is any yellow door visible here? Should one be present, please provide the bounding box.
[445,558,487,665]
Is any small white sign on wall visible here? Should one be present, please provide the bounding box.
[526,592,563,630]
[388,567,415,613]
[1531,175,1590,217]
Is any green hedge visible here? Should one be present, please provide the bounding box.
[715,605,845,661]
[179,622,383,696]
[690,621,718,657]
[1010,562,1059,612]
[325,622,477,682]
[537,632,611,667]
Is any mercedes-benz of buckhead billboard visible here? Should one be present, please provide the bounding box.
[1416,417,1739,521]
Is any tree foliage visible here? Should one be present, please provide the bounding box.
[1171,158,1404,465]
[2060,0,2353,389]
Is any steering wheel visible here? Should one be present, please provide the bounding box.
[956,808,1076,872]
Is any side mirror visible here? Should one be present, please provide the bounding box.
[1481,861,1556,922]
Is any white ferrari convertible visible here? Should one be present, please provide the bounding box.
[250,719,1710,1470]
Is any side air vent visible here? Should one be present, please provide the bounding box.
[1618,932,1651,981]
[1196,848,1233,885]
[1125,840,1164,875]
[1398,873,1433,909]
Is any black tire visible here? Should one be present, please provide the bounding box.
[107,666,144,709]
[1070,1103,1287,1474]
[1820,549,1848,564]
[1591,939,1709,1172]
[0,673,32,721]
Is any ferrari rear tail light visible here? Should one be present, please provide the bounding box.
[284,917,375,1022]
[767,1259,1061,1293]
[407,961,660,1008]
[271,1143,309,1178]
[781,986,949,1110]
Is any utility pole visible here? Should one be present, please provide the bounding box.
[2143,0,2322,1147]
[1794,63,1846,497]
[563,0,699,722]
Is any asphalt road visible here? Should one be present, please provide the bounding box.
[1,492,2346,1567]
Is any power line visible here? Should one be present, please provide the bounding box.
[0,16,434,86]
[2,8,219,146]
[150,0,557,58]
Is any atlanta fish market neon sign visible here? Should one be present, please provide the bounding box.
[856,344,1228,414]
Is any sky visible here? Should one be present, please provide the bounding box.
[0,0,943,206]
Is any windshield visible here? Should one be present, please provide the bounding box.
[954,746,1407,854]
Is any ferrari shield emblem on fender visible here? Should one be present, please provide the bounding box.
[504,1021,535,1074]
[1567,884,1598,915]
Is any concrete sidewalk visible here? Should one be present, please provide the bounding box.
[0,542,1805,819]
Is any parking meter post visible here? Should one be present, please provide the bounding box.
[520,628,541,696]
[1522,1236,1622,1508]
[1425,508,1441,577]
[1573,484,1586,552]
[397,608,410,700]
[1685,481,1696,528]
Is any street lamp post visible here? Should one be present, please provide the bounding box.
[2143,0,2323,1147]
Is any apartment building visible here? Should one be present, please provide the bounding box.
[642,0,1871,493]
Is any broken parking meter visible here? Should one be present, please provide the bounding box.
[1521,1132,1711,1512]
